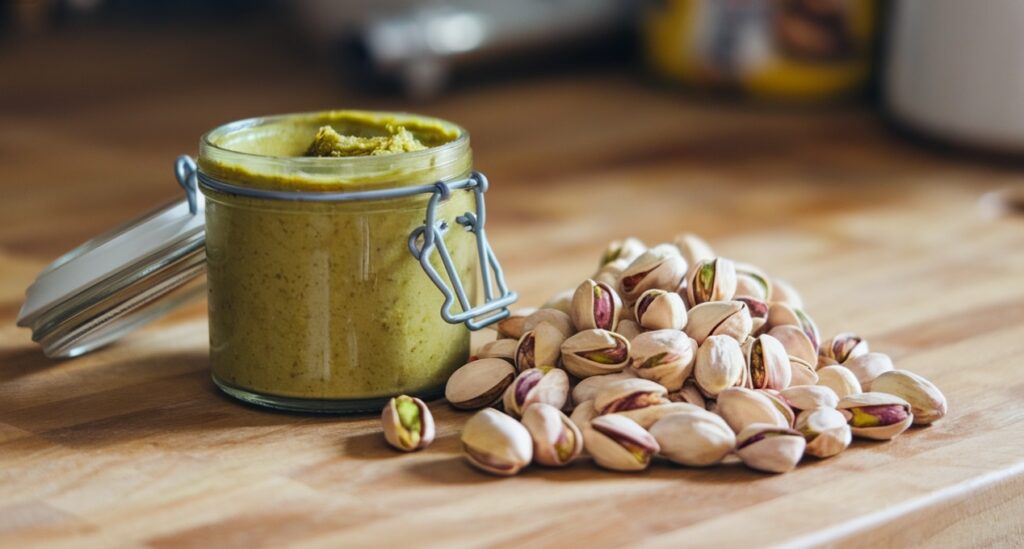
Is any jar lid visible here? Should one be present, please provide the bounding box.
[16,157,207,358]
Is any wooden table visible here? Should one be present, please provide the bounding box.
[2,23,1024,548]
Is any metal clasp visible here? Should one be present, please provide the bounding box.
[408,172,518,330]
[175,155,200,215]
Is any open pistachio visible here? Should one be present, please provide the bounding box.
[694,335,746,397]
[476,338,517,364]
[523,308,575,338]
[650,410,736,467]
[669,379,708,409]
[521,403,583,467]
[757,389,796,427]
[634,289,687,331]
[837,392,913,440]
[629,330,697,391]
[462,408,533,476]
[766,303,820,354]
[571,371,638,405]
[716,387,790,433]
[446,358,517,410]
[771,278,804,309]
[768,325,817,365]
[583,414,660,472]
[382,395,435,452]
[561,329,631,378]
[745,334,791,390]
[816,365,862,399]
[619,247,688,303]
[612,402,703,429]
[871,370,947,425]
[594,378,669,415]
[779,385,839,411]
[569,399,598,431]
[735,424,806,474]
[673,232,715,267]
[515,321,566,371]
[572,279,622,332]
[502,367,570,418]
[795,407,851,458]
[615,319,643,341]
[540,290,575,317]
[735,263,772,302]
[686,257,738,306]
[788,356,820,386]
[495,308,536,340]
[736,296,770,335]
[685,301,753,345]
[600,237,647,267]
[843,352,895,391]
[820,332,869,364]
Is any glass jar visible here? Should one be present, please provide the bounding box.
[196,111,510,412]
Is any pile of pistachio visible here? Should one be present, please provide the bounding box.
[380,234,948,475]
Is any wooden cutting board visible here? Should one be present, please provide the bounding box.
[2,25,1024,549]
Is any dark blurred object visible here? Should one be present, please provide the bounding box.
[291,0,637,99]
[885,0,1024,154]
[0,0,271,34]
[642,0,878,102]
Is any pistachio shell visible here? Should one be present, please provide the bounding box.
[788,356,820,386]
[634,289,687,331]
[612,402,703,429]
[619,248,688,303]
[733,262,772,302]
[382,395,435,452]
[820,332,869,364]
[571,371,638,405]
[476,338,517,364]
[686,257,738,306]
[757,389,796,427]
[796,407,851,458]
[615,319,643,341]
[837,392,913,440]
[594,378,669,415]
[716,387,790,433]
[462,408,533,476]
[561,329,631,378]
[583,414,660,471]
[569,399,598,431]
[494,308,536,340]
[745,334,792,390]
[515,321,567,371]
[669,380,708,409]
[572,279,623,332]
[779,385,839,411]
[445,358,517,410]
[521,403,583,467]
[540,290,575,317]
[694,335,745,397]
[523,308,575,338]
[673,233,714,267]
[871,369,947,425]
[843,352,895,391]
[771,278,804,309]
[600,237,647,267]
[685,301,753,345]
[766,303,820,352]
[502,367,570,418]
[629,329,697,391]
[650,410,736,466]
[816,365,862,399]
[594,257,629,288]
[735,424,806,474]
[768,325,817,365]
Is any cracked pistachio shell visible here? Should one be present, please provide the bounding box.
[766,303,820,354]
[837,392,913,440]
[515,322,567,371]
[594,257,629,288]
[494,308,536,340]
[619,247,688,303]
[817,355,840,369]
[745,334,792,390]
[716,387,790,433]
[502,367,569,418]
[476,338,517,364]
[594,378,669,415]
[611,402,703,429]
[572,279,622,332]
[571,371,638,406]
[600,237,647,267]
[673,232,715,267]
[686,257,738,306]
[523,308,575,338]
[771,278,804,309]
[685,301,753,345]
[780,385,839,411]
[521,403,583,467]
[634,289,688,331]
[462,408,533,476]
[843,352,895,391]
[669,380,708,409]
[615,319,643,341]
[629,330,697,391]
[736,296,770,335]
[583,414,660,472]
[569,399,598,431]
[734,262,773,302]
[769,325,817,365]
[871,370,947,425]
[446,358,517,410]
[382,395,435,452]
[788,356,820,386]
[561,329,631,378]
[736,424,806,474]
[694,335,746,397]
[540,289,575,317]
[820,332,869,364]
[816,365,862,399]
[796,407,851,458]
[757,389,797,427]
[650,410,736,466]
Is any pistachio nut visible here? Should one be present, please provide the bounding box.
[788,356,820,386]
[716,387,790,433]
[757,389,796,427]
[843,352,895,391]
[685,301,753,345]
[569,399,598,432]
[779,385,839,411]
[381,395,435,452]
[502,367,570,418]
[735,424,806,474]
[594,378,669,415]
[571,371,637,405]
[540,289,575,317]
[523,308,575,338]
[476,338,517,364]
[734,262,772,302]
[870,369,947,425]
[771,277,804,309]
[461,408,533,476]
[612,402,703,429]
[494,308,535,340]
[634,289,687,331]
[795,407,851,459]
[673,232,715,267]
[820,332,869,364]
[615,319,643,341]
[837,392,913,440]
[766,303,820,353]
[572,279,622,332]
[446,358,516,410]
[686,257,738,306]
[561,329,631,378]
[694,335,746,397]
[515,321,566,371]
[618,247,688,303]
[817,355,840,369]
[816,365,862,399]
[629,329,697,391]
[594,257,629,288]
[600,237,647,267]
[745,334,792,390]
[583,414,660,472]
[768,325,817,365]
[669,380,708,409]
[735,296,770,335]
[521,403,584,467]
[650,410,736,467]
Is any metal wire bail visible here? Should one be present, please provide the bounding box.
[174,155,200,215]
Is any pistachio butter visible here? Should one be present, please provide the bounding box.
[198,111,476,412]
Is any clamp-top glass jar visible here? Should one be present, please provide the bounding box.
[194,111,515,412]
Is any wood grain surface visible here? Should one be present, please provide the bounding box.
[3,23,1024,548]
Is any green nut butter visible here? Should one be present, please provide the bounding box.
[197,111,477,412]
